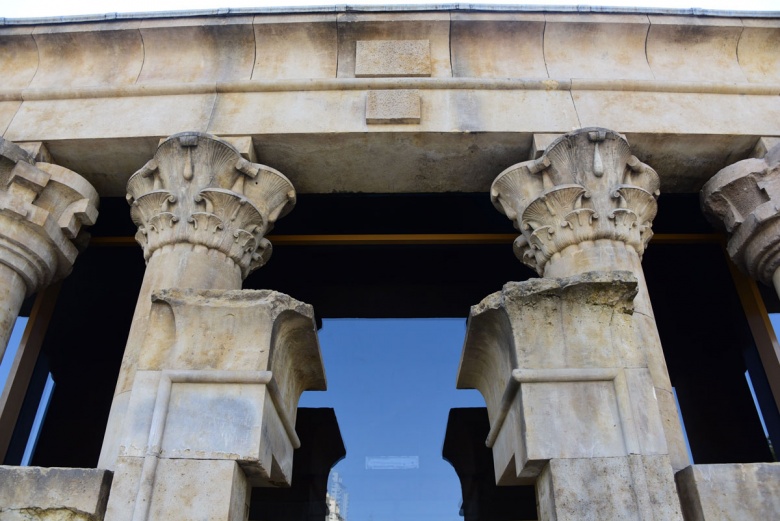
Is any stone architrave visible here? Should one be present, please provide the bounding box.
[458,127,685,519]
[0,137,98,361]
[488,127,689,473]
[104,289,326,521]
[701,143,780,295]
[99,132,296,470]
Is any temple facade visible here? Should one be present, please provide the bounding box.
[0,4,779,520]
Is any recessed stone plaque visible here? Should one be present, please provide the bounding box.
[355,40,431,77]
[366,90,421,124]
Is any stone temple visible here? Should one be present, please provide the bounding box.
[0,3,779,520]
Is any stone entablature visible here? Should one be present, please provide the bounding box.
[0,10,778,197]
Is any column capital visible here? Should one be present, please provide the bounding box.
[0,137,98,294]
[126,132,295,279]
[701,143,780,285]
[491,127,659,276]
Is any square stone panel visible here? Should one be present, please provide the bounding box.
[355,40,431,77]
[366,90,421,124]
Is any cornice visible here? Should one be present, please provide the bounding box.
[1,5,779,26]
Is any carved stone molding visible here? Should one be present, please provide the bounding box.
[0,137,98,294]
[126,132,295,278]
[491,127,659,276]
[701,144,780,286]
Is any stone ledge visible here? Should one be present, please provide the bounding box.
[0,466,112,521]
[676,463,780,520]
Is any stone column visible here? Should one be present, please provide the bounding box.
[0,137,98,361]
[99,132,296,469]
[457,128,684,520]
[701,142,780,296]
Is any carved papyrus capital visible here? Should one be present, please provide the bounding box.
[491,128,659,276]
[126,133,295,278]
[0,137,99,294]
[701,144,780,285]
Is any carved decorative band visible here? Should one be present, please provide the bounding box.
[701,145,780,284]
[0,138,98,293]
[491,128,659,275]
[126,133,295,278]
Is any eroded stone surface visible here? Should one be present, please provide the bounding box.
[355,40,431,78]
[701,143,780,287]
[676,463,780,521]
[0,466,112,521]
[106,288,326,520]
[0,137,98,362]
[458,272,673,484]
[538,456,682,520]
[366,90,421,124]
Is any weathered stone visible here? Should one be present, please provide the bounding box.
[100,133,295,470]
[458,272,671,486]
[105,288,326,520]
[365,90,421,124]
[537,456,682,520]
[676,463,780,521]
[0,137,98,362]
[701,143,780,288]
[488,127,688,472]
[355,40,431,78]
[0,466,112,521]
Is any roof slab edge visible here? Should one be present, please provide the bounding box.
[1,4,779,26]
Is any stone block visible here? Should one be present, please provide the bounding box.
[365,90,421,124]
[450,15,547,79]
[751,136,780,159]
[118,370,296,487]
[537,456,682,521]
[147,459,249,521]
[355,40,431,77]
[252,16,337,80]
[0,466,112,521]
[676,463,780,521]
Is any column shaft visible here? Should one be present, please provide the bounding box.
[0,265,26,362]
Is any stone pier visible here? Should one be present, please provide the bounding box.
[458,128,683,519]
[99,132,297,470]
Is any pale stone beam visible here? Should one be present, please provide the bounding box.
[0,137,98,362]
[99,132,296,470]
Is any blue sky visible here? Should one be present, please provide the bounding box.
[299,318,484,521]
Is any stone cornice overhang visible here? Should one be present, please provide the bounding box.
[0,7,778,197]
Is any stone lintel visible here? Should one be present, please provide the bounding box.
[676,463,780,521]
[0,466,112,521]
[366,90,421,124]
[355,40,431,78]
